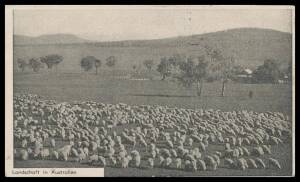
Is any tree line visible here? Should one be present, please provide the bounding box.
[154,46,291,97]
[17,46,291,97]
[17,54,63,73]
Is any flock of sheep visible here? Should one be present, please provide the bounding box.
[13,93,292,173]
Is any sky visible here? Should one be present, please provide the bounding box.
[13,6,293,41]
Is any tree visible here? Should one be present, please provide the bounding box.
[106,56,117,68]
[17,58,27,72]
[176,55,208,97]
[252,59,282,83]
[143,59,154,71]
[80,56,96,72]
[204,46,235,97]
[219,57,236,97]
[40,54,63,72]
[156,57,172,80]
[29,58,42,73]
[94,59,101,75]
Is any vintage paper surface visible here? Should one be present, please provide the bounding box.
[5,5,295,177]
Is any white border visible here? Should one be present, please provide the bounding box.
[5,5,295,177]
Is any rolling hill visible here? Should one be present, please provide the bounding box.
[13,28,292,72]
[14,34,91,45]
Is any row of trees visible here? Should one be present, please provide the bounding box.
[17,54,63,73]
[80,56,117,74]
[252,59,291,84]
[155,46,237,97]
[154,47,291,97]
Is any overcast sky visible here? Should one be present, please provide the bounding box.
[13,6,293,41]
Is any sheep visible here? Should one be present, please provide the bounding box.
[247,158,258,169]
[199,142,207,152]
[118,156,131,168]
[212,154,220,165]
[52,150,59,160]
[204,156,217,170]
[214,151,222,157]
[71,148,79,157]
[255,157,266,169]
[241,147,250,156]
[175,158,182,169]
[88,154,99,164]
[159,156,165,167]
[19,149,29,160]
[21,139,28,148]
[98,156,106,167]
[164,157,172,168]
[270,136,282,145]
[130,151,141,168]
[147,158,154,169]
[237,158,248,170]
[224,158,235,169]
[261,145,272,154]
[252,146,265,156]
[184,160,195,171]
[225,143,231,150]
[237,137,243,146]
[109,156,117,166]
[50,138,56,148]
[188,138,193,147]
[197,159,207,171]
[40,148,50,159]
[268,158,281,169]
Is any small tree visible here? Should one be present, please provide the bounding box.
[94,59,101,75]
[143,59,154,71]
[106,56,117,68]
[176,55,208,97]
[204,46,235,97]
[40,54,63,72]
[29,58,42,73]
[252,59,282,83]
[17,58,27,72]
[157,57,172,80]
[80,56,96,72]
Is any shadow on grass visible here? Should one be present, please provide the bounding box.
[128,94,194,98]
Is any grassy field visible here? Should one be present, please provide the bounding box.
[14,72,292,115]
[13,72,293,176]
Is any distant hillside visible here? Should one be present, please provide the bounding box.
[14,34,91,45]
[13,28,292,72]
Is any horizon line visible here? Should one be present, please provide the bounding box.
[13,27,292,44]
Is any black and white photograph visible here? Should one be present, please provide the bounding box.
[5,5,295,177]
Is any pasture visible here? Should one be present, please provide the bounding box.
[14,72,292,115]
[13,73,293,176]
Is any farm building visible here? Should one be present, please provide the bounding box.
[233,68,253,83]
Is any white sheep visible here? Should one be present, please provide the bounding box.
[175,158,182,169]
[40,148,50,159]
[247,158,258,169]
[252,146,264,156]
[237,158,247,170]
[241,147,250,156]
[159,156,165,167]
[261,145,272,154]
[52,150,59,160]
[224,158,235,169]
[98,156,106,167]
[147,158,154,169]
[255,157,266,169]
[268,158,281,169]
[197,159,207,171]
[20,149,29,160]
